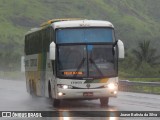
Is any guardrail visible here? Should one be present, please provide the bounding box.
[119,80,160,94]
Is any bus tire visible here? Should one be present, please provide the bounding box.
[29,80,33,95]
[29,80,36,96]
[100,97,109,106]
[48,82,52,99]
[53,99,60,107]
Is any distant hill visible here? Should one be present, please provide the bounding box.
[0,0,160,70]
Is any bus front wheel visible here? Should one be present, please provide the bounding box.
[100,97,109,106]
[53,99,60,107]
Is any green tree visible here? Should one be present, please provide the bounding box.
[132,40,160,68]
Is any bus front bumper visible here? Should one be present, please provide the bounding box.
[55,87,118,100]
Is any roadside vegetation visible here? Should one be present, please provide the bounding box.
[0,0,160,81]
[119,40,160,82]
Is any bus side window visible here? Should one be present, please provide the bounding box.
[42,28,50,52]
[24,36,28,55]
[50,27,55,43]
[38,31,42,53]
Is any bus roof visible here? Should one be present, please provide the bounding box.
[25,27,41,35]
[26,19,114,35]
[40,18,83,27]
[52,20,114,29]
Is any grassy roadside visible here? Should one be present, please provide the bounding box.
[0,71,25,80]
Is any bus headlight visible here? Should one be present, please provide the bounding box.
[62,85,68,89]
[108,83,116,90]
[57,84,73,89]
[113,91,117,94]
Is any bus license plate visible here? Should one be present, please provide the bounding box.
[83,92,93,96]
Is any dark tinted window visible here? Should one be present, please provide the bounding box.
[25,27,54,55]
[56,28,114,44]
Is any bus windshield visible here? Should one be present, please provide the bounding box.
[56,28,115,43]
[57,45,117,79]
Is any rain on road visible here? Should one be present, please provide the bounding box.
[0,79,159,120]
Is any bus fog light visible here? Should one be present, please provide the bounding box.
[58,92,63,96]
[114,91,117,94]
[108,83,116,90]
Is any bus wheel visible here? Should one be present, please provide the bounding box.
[29,80,34,95]
[48,82,52,99]
[100,97,109,106]
[53,99,60,107]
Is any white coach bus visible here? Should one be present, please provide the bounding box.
[24,18,124,107]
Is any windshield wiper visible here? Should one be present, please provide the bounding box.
[89,58,104,77]
[73,58,86,77]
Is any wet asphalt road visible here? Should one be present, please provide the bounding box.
[0,79,159,120]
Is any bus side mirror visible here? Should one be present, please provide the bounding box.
[50,42,56,60]
[117,39,124,59]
